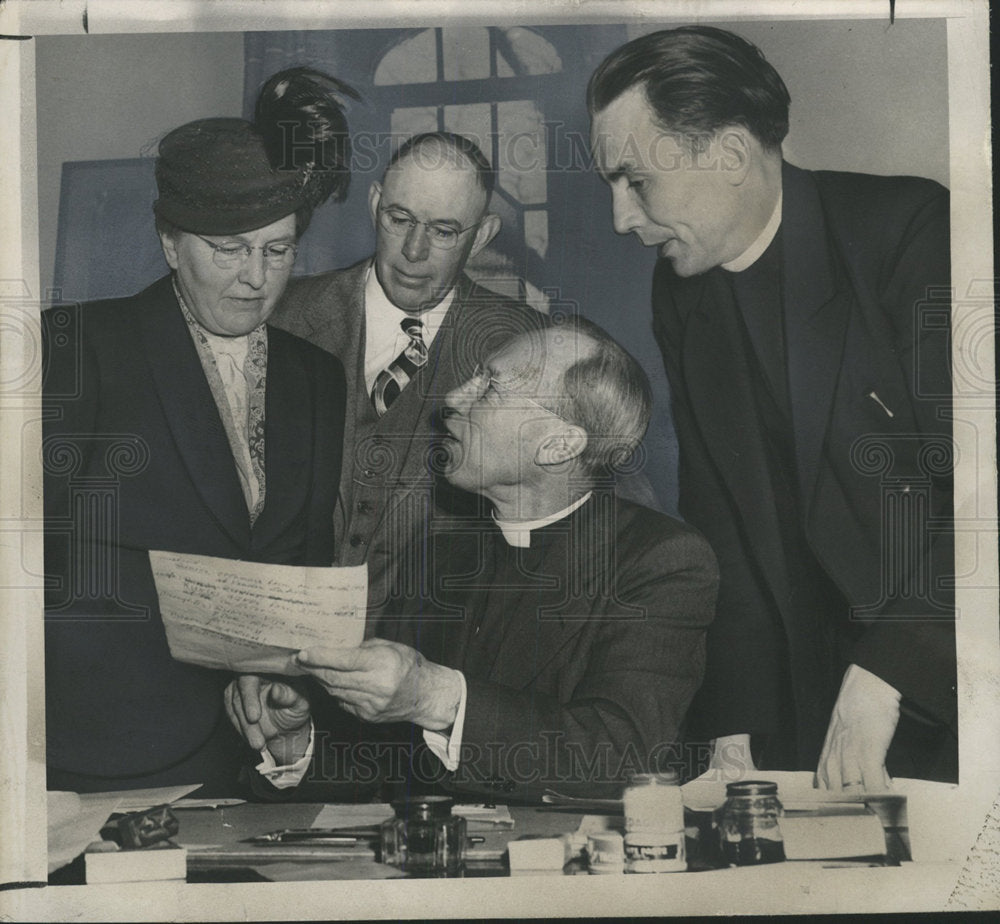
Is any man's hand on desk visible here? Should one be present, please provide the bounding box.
[815,664,900,792]
[225,675,312,765]
[709,734,756,775]
[296,638,463,732]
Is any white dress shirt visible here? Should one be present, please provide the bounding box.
[362,264,455,394]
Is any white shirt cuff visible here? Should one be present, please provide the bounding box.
[422,670,467,772]
[847,663,901,704]
[254,722,315,789]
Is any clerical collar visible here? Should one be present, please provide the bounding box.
[364,263,455,350]
[493,492,594,548]
[721,187,783,273]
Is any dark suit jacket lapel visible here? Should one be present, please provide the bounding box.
[781,163,852,510]
[675,271,791,604]
[133,276,250,547]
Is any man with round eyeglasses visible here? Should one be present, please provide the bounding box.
[374,205,483,260]
[269,131,545,616]
[42,67,355,795]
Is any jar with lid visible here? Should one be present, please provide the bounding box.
[587,831,625,874]
[719,780,785,866]
[623,770,686,873]
[380,796,467,876]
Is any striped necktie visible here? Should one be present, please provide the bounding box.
[372,317,428,416]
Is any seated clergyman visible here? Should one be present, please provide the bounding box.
[227,316,719,800]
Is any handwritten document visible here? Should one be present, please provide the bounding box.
[150,550,367,675]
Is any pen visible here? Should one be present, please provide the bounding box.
[245,828,488,846]
[246,826,380,845]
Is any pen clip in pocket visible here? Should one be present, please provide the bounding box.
[867,390,895,418]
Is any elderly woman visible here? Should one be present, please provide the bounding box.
[42,68,355,795]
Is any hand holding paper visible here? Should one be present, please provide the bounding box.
[296,639,463,731]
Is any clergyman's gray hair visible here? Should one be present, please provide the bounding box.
[555,315,653,477]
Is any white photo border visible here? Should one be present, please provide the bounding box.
[1,0,995,918]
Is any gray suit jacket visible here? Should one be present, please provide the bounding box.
[270,258,545,610]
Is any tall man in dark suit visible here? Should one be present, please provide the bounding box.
[226,317,718,800]
[42,68,353,794]
[269,133,543,614]
[588,26,955,788]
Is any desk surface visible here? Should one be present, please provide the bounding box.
[32,795,968,918]
[173,798,909,882]
[176,802,584,880]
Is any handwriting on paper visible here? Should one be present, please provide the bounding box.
[150,550,367,674]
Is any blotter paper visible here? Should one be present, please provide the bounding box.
[150,550,367,674]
